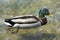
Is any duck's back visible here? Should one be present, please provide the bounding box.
[11,18,37,23]
[11,15,40,24]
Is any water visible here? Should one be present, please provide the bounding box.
[0,0,60,40]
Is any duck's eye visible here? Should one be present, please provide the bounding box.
[45,10,49,15]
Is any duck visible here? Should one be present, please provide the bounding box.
[4,8,54,33]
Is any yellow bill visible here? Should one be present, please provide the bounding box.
[48,13,55,18]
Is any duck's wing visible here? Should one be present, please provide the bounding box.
[10,15,40,23]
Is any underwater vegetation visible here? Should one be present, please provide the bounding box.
[0,0,60,40]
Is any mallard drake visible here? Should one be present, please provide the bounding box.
[4,8,54,33]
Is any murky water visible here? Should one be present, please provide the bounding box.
[0,0,60,40]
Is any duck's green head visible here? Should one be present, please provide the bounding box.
[39,8,54,18]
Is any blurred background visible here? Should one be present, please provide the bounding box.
[0,0,60,40]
